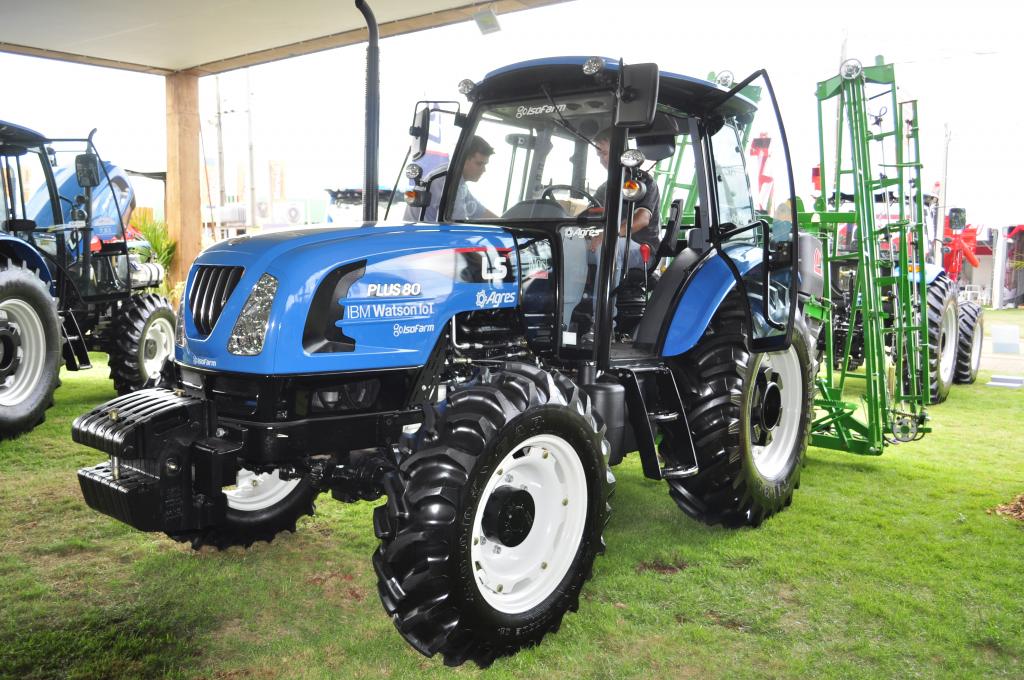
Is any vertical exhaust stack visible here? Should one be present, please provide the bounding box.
[356,0,379,222]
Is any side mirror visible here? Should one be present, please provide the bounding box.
[410,105,431,161]
[75,153,101,189]
[948,207,966,230]
[614,63,659,128]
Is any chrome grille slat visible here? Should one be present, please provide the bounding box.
[188,265,244,337]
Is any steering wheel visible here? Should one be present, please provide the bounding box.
[540,184,601,209]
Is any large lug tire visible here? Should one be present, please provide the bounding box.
[666,298,816,528]
[170,469,318,550]
[954,301,983,384]
[0,260,61,440]
[373,363,614,667]
[108,293,176,395]
[925,273,958,403]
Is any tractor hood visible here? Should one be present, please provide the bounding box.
[176,223,518,375]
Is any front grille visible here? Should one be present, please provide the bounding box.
[189,265,244,336]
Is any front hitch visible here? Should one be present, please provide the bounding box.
[73,388,238,533]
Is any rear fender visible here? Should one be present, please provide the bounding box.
[661,243,763,357]
[0,235,54,290]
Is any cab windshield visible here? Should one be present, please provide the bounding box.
[445,91,615,222]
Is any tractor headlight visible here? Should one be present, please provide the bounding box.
[175,292,186,347]
[619,149,646,168]
[228,273,278,356]
[582,57,605,76]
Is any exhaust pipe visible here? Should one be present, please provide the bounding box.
[356,0,379,222]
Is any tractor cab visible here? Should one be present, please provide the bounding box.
[1,121,174,435]
[407,57,803,367]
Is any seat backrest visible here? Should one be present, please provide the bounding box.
[657,198,683,260]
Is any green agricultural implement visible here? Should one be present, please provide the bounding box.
[801,59,966,456]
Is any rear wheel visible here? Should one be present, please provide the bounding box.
[108,293,176,395]
[373,363,613,667]
[170,468,317,550]
[954,301,983,384]
[0,261,60,440]
[666,298,815,528]
[925,273,958,403]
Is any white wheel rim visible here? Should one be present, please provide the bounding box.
[222,468,300,512]
[939,304,957,383]
[470,433,588,614]
[970,319,983,371]
[0,299,47,408]
[141,316,175,379]
[749,345,804,479]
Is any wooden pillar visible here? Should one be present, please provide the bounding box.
[165,72,201,286]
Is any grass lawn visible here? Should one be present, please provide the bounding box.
[2,333,1023,679]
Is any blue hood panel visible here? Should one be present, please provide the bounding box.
[177,224,518,374]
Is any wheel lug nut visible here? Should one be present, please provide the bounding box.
[496,584,503,593]
[541,562,548,570]
[473,537,479,545]
[496,468,503,476]
[562,498,569,506]
[542,451,549,459]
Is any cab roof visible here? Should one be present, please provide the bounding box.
[0,121,48,150]
[477,56,756,117]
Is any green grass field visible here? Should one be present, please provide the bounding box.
[2,325,1023,679]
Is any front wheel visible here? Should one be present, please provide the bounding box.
[666,299,816,528]
[373,363,613,667]
[170,468,318,550]
[108,294,176,395]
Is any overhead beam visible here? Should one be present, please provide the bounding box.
[165,73,201,286]
[0,0,564,76]
[190,0,562,75]
[0,41,174,76]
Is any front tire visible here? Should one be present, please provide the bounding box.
[0,261,61,440]
[373,363,613,667]
[170,468,318,550]
[954,301,983,384]
[666,298,816,528]
[925,273,958,403]
[108,293,176,395]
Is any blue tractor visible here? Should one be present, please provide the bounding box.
[71,9,824,664]
[0,122,174,438]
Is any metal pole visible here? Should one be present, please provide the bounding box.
[992,226,1005,309]
[356,0,380,222]
[246,70,256,233]
[215,75,226,240]
[937,124,951,264]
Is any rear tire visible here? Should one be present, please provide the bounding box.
[954,301,983,384]
[666,298,815,528]
[925,273,958,403]
[373,363,613,667]
[108,293,176,395]
[0,260,60,440]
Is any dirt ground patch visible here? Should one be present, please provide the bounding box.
[989,493,1024,522]
[636,558,689,574]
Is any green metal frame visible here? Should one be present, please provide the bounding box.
[802,62,931,455]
